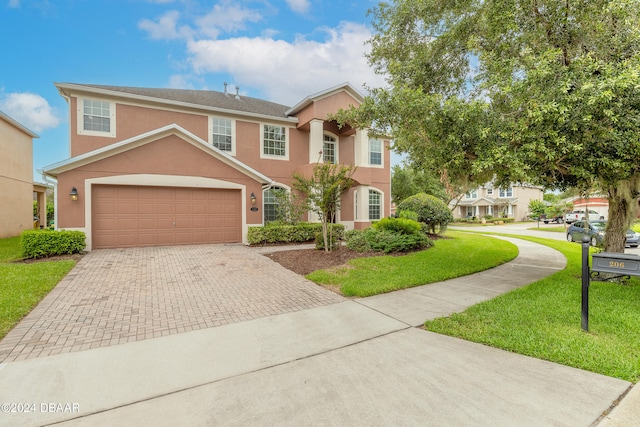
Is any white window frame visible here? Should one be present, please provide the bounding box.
[263,186,284,224]
[323,133,338,164]
[77,97,116,137]
[466,189,478,199]
[486,188,493,196]
[368,138,383,167]
[209,116,236,156]
[368,189,382,221]
[261,124,289,160]
[499,187,513,198]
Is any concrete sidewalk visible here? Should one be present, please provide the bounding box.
[0,236,635,426]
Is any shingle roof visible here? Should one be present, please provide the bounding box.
[56,83,293,120]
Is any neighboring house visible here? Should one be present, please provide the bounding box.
[43,83,391,250]
[0,111,41,238]
[571,196,609,220]
[452,183,544,221]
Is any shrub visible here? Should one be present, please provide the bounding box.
[372,217,422,235]
[397,193,453,234]
[345,229,371,252]
[366,228,432,253]
[314,226,342,251]
[20,230,86,259]
[396,210,419,222]
[247,222,344,245]
[345,227,432,254]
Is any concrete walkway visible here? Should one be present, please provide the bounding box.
[0,236,635,426]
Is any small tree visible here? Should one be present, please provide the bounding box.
[528,200,547,221]
[272,189,306,225]
[293,162,356,252]
[397,193,453,234]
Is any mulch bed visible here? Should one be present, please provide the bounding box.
[264,247,385,276]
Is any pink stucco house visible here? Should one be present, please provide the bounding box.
[43,83,390,250]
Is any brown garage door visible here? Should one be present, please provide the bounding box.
[92,185,241,249]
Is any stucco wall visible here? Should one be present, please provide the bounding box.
[57,135,264,229]
[0,118,33,237]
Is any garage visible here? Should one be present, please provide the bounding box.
[92,185,241,249]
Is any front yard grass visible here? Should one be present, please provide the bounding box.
[306,231,518,297]
[0,237,77,340]
[425,234,640,382]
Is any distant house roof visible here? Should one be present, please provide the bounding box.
[55,82,298,122]
[0,111,39,138]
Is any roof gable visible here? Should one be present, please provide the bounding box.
[43,124,273,184]
[285,82,364,116]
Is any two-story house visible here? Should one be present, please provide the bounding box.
[0,111,45,237]
[453,183,543,221]
[43,83,390,250]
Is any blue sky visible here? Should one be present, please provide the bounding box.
[0,0,388,181]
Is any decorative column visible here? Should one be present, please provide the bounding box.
[309,119,324,163]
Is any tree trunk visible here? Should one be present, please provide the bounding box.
[605,187,632,253]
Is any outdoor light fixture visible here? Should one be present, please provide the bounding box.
[250,192,256,205]
[70,187,78,201]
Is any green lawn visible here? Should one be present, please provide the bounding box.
[425,234,640,382]
[306,231,518,297]
[0,237,77,340]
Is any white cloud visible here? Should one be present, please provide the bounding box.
[0,92,60,133]
[138,10,194,40]
[286,0,311,15]
[195,2,263,39]
[8,0,20,8]
[139,2,262,41]
[185,22,385,105]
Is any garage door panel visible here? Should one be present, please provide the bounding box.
[93,185,241,249]
[157,203,175,215]
[175,203,191,215]
[138,203,156,214]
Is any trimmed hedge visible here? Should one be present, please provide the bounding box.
[397,193,453,234]
[247,222,345,245]
[20,230,86,259]
[345,228,433,254]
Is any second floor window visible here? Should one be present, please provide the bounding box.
[211,117,232,152]
[369,139,382,165]
[323,134,336,163]
[83,99,111,133]
[499,187,513,197]
[263,125,286,157]
[466,189,478,199]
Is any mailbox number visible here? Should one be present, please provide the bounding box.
[609,261,625,268]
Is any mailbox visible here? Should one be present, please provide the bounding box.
[591,252,640,276]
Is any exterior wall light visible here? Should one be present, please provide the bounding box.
[250,192,256,205]
[70,187,79,201]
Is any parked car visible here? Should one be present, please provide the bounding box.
[540,214,564,224]
[566,220,640,247]
[564,210,605,224]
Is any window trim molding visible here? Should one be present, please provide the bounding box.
[323,132,338,164]
[209,116,236,156]
[77,97,116,138]
[260,123,289,161]
[368,188,383,221]
[368,138,384,168]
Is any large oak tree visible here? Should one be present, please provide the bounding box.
[337,0,640,251]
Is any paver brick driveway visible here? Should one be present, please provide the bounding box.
[0,244,344,362]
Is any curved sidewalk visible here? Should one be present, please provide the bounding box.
[0,236,633,427]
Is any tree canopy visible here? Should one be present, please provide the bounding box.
[336,0,640,252]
